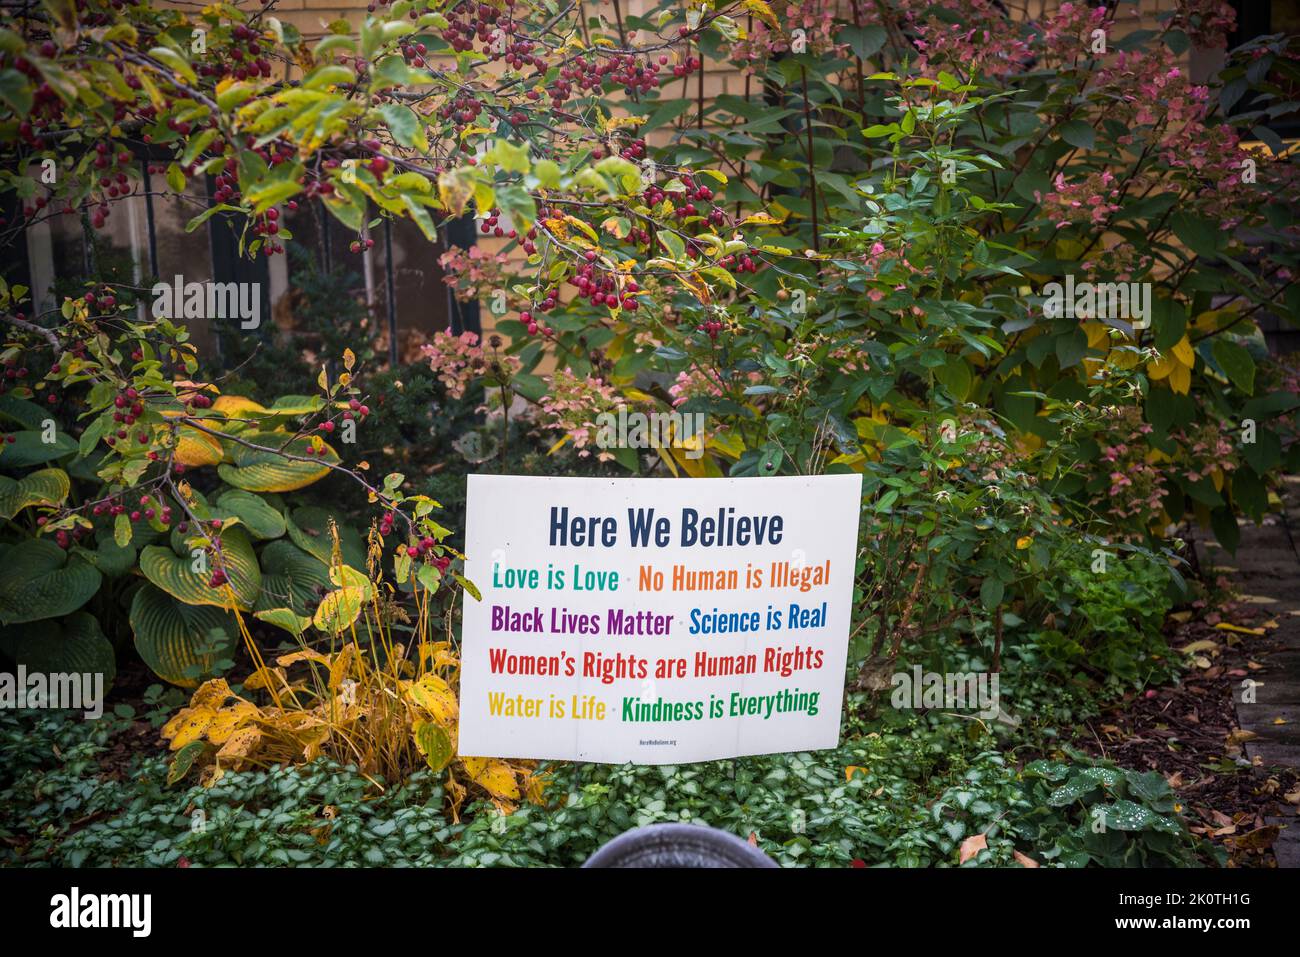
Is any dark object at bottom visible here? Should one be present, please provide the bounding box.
[583,823,778,868]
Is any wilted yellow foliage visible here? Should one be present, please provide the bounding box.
[161,526,543,818]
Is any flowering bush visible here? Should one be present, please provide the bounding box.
[1,0,1298,695]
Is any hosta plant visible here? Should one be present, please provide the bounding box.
[162,524,542,815]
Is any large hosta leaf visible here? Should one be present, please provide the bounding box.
[174,425,225,467]
[286,506,367,569]
[218,430,338,492]
[0,430,78,468]
[212,395,324,431]
[79,532,137,578]
[130,583,239,687]
[0,613,117,688]
[140,526,261,611]
[0,467,70,519]
[255,539,331,616]
[0,394,46,430]
[0,539,102,625]
[216,488,286,540]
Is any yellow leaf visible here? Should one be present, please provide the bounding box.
[162,706,217,750]
[1147,354,1175,380]
[205,702,258,744]
[1215,622,1265,636]
[1082,322,1109,350]
[742,0,779,29]
[1016,536,1032,550]
[189,678,236,711]
[328,643,358,691]
[216,726,262,766]
[212,394,268,420]
[407,673,458,724]
[461,756,521,801]
[1171,335,1194,367]
[174,425,225,467]
[741,210,787,226]
[1169,361,1191,395]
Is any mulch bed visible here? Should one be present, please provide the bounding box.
[1073,601,1300,867]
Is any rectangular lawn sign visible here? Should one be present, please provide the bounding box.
[458,474,863,764]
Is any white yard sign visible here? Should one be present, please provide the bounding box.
[458,474,863,764]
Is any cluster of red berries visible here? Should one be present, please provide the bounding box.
[437,92,487,141]
[7,53,62,145]
[403,536,441,559]
[570,262,640,314]
[2,357,30,384]
[593,137,650,163]
[196,23,273,81]
[697,319,724,341]
[479,208,523,241]
[497,34,541,73]
[517,308,554,337]
[400,40,430,69]
[719,251,759,274]
[254,135,298,170]
[109,387,145,439]
[252,206,285,256]
[441,2,511,54]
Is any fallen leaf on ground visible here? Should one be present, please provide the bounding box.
[1215,623,1265,636]
[959,833,987,864]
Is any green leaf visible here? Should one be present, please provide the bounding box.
[115,512,133,548]
[129,583,239,687]
[1058,120,1095,151]
[379,102,426,150]
[0,69,33,116]
[253,607,313,636]
[255,539,332,617]
[285,506,367,570]
[147,46,196,84]
[140,526,261,611]
[0,539,101,625]
[167,740,206,785]
[0,394,46,429]
[1211,339,1255,395]
[0,429,78,467]
[0,613,116,687]
[0,467,69,519]
[1169,212,1220,260]
[840,25,887,60]
[414,720,453,772]
[979,577,1004,610]
[216,489,287,540]
[217,430,336,492]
